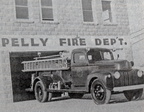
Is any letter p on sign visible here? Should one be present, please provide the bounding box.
[2,38,9,47]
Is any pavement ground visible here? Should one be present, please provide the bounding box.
[1,93,144,112]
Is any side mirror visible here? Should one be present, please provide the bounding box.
[130,61,134,67]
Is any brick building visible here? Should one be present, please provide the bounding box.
[127,0,144,68]
[0,0,131,104]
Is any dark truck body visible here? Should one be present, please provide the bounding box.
[22,47,144,104]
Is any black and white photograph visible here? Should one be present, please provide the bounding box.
[0,0,144,112]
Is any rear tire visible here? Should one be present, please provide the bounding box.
[91,79,111,105]
[34,81,52,102]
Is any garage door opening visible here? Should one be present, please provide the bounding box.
[10,51,61,102]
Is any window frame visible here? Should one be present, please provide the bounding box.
[101,0,117,25]
[81,0,117,25]
[81,0,94,23]
[14,0,34,22]
[81,0,100,25]
[15,0,29,19]
[39,0,58,23]
[40,0,53,21]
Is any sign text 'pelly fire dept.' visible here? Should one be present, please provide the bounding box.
[1,37,127,47]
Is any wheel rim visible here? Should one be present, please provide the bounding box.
[36,85,43,101]
[93,84,105,101]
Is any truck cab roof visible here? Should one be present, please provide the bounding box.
[72,47,111,53]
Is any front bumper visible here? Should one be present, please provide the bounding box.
[113,84,144,92]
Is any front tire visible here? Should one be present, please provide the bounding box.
[91,79,111,105]
[124,89,143,101]
[34,81,52,102]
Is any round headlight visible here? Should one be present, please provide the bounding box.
[114,71,120,79]
[137,70,143,77]
[107,74,111,78]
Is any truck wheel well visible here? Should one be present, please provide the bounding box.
[89,77,97,93]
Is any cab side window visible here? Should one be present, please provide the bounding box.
[73,52,86,63]
[87,50,102,63]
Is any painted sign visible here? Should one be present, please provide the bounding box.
[0,35,129,51]
[59,37,127,46]
[1,38,48,47]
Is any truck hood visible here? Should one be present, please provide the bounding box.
[93,60,132,71]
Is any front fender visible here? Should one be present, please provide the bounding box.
[86,72,113,92]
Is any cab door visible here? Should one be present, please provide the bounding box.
[71,51,89,87]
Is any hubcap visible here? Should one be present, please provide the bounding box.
[94,84,105,101]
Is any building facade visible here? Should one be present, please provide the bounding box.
[0,0,131,104]
[127,0,144,68]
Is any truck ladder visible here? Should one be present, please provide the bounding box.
[22,57,69,72]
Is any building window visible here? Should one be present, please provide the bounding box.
[82,0,93,22]
[15,0,29,19]
[40,0,54,21]
[102,1,112,23]
[101,0,116,24]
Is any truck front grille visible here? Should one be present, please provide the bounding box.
[114,70,144,87]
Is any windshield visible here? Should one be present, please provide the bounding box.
[87,49,113,63]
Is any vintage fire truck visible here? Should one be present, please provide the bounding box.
[22,47,144,104]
